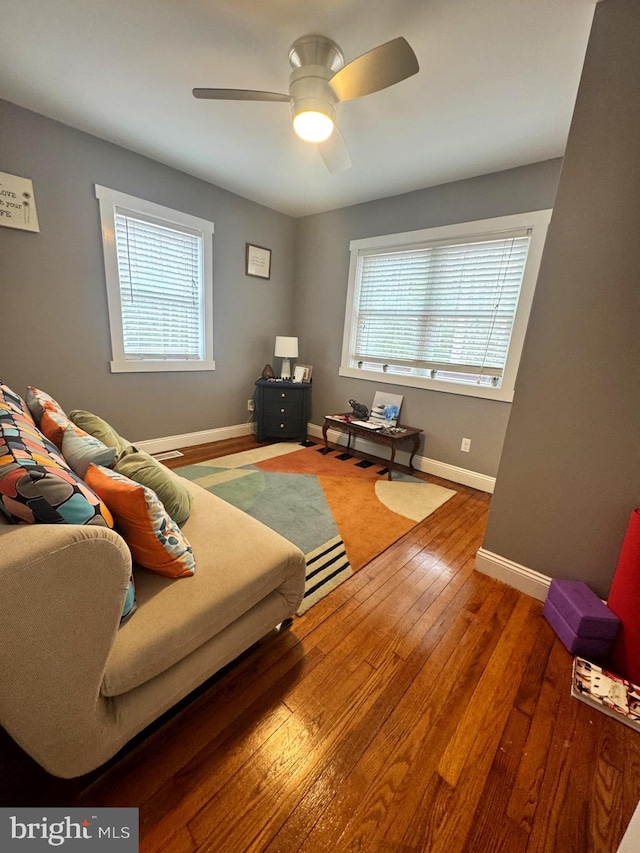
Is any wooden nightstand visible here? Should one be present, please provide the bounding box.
[254,378,312,442]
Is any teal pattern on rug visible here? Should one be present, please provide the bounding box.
[177,460,351,613]
[194,466,338,555]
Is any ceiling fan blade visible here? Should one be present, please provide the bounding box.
[329,37,419,102]
[192,88,291,102]
[318,126,351,174]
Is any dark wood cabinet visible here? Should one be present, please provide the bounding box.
[254,378,312,442]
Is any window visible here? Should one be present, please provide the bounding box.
[96,185,215,373]
[340,210,551,401]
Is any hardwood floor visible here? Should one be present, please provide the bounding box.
[3,435,639,852]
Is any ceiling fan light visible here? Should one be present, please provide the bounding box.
[293,110,334,142]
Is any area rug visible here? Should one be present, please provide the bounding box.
[176,442,456,614]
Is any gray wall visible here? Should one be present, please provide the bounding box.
[293,160,562,477]
[0,99,296,441]
[483,0,640,596]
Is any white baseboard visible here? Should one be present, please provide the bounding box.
[134,422,254,455]
[133,420,495,494]
[307,422,496,493]
[475,547,552,601]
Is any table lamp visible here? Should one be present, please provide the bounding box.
[274,336,298,380]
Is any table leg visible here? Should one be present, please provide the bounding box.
[322,420,329,450]
[388,444,396,480]
[409,434,420,472]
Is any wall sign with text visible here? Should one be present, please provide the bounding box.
[0,171,40,232]
[245,243,271,279]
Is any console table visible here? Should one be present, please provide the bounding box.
[322,415,423,480]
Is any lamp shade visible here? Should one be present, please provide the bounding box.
[274,336,299,358]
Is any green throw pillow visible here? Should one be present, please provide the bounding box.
[69,409,130,454]
[115,445,193,526]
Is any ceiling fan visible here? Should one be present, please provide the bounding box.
[193,34,419,174]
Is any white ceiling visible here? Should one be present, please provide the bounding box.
[1,0,596,218]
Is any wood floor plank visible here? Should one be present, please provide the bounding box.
[264,612,474,853]
[442,706,531,853]
[187,655,401,851]
[622,727,640,823]
[588,758,624,853]
[507,640,568,832]
[138,700,293,852]
[404,599,542,853]
[522,649,582,853]
[266,585,494,852]
[391,557,489,663]
[437,595,539,788]
[296,586,519,852]
[513,615,555,718]
[397,771,456,853]
[156,826,197,853]
[552,707,607,853]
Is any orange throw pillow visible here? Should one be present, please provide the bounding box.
[85,465,195,579]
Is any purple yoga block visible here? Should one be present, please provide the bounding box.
[542,598,614,659]
[546,579,619,640]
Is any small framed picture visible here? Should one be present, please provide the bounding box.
[245,243,271,279]
[297,364,313,383]
[292,365,306,383]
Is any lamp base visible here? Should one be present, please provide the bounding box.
[281,358,292,380]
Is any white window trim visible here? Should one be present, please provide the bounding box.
[339,209,552,402]
[95,185,215,373]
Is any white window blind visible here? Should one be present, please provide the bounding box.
[114,208,204,361]
[352,231,531,380]
[96,184,215,374]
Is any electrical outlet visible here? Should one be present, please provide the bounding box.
[247,399,255,412]
[461,437,471,453]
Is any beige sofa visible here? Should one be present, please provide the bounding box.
[0,476,306,779]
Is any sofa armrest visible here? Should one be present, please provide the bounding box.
[0,523,132,767]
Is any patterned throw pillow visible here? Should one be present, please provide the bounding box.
[0,387,113,527]
[121,578,137,624]
[1,381,35,424]
[85,464,196,579]
[25,386,66,426]
[26,387,79,450]
[40,408,75,449]
[61,426,118,478]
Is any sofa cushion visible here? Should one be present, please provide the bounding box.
[62,426,118,478]
[0,388,114,528]
[115,445,193,525]
[25,386,65,426]
[1,381,35,424]
[40,408,75,449]
[85,464,195,578]
[102,477,306,697]
[69,410,130,454]
[26,388,82,449]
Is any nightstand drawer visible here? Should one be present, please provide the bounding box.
[263,415,302,437]
[266,400,303,418]
[265,388,304,405]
